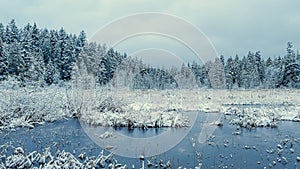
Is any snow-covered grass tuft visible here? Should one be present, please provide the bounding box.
[1,146,118,168]
[0,85,74,131]
[0,144,182,168]
[81,109,190,128]
[77,88,193,128]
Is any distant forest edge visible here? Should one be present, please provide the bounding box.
[0,20,300,89]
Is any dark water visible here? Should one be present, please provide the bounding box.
[1,113,300,168]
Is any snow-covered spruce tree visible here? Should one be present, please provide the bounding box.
[97,60,109,85]
[20,23,45,87]
[178,63,196,89]
[132,67,178,90]
[233,55,242,88]
[189,62,211,88]
[49,30,58,62]
[82,42,103,76]
[266,57,273,67]
[97,48,126,85]
[264,57,284,89]
[285,42,296,64]
[111,56,144,88]
[224,56,234,89]
[20,23,33,71]
[5,21,27,85]
[206,58,226,89]
[282,62,300,88]
[220,55,225,66]
[200,65,211,88]
[264,57,274,88]
[248,51,260,88]
[39,29,52,64]
[7,42,26,84]
[54,28,76,82]
[189,62,200,87]
[240,56,250,88]
[75,30,86,56]
[62,35,76,81]
[274,56,285,88]
[239,51,261,88]
[5,19,19,44]
[0,23,5,41]
[297,49,300,61]
[0,37,8,81]
[282,42,300,88]
[44,58,59,85]
[254,51,265,87]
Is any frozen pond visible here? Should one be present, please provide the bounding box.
[1,112,300,168]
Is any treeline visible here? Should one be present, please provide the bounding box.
[123,42,300,89]
[190,43,300,89]
[221,42,300,89]
[0,20,299,89]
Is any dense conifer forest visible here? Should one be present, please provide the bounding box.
[0,20,299,89]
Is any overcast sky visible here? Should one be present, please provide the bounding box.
[1,0,300,60]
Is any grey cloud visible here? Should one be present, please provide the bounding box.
[0,0,299,58]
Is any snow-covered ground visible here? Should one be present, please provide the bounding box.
[0,84,300,131]
[222,89,300,128]
[78,88,300,129]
